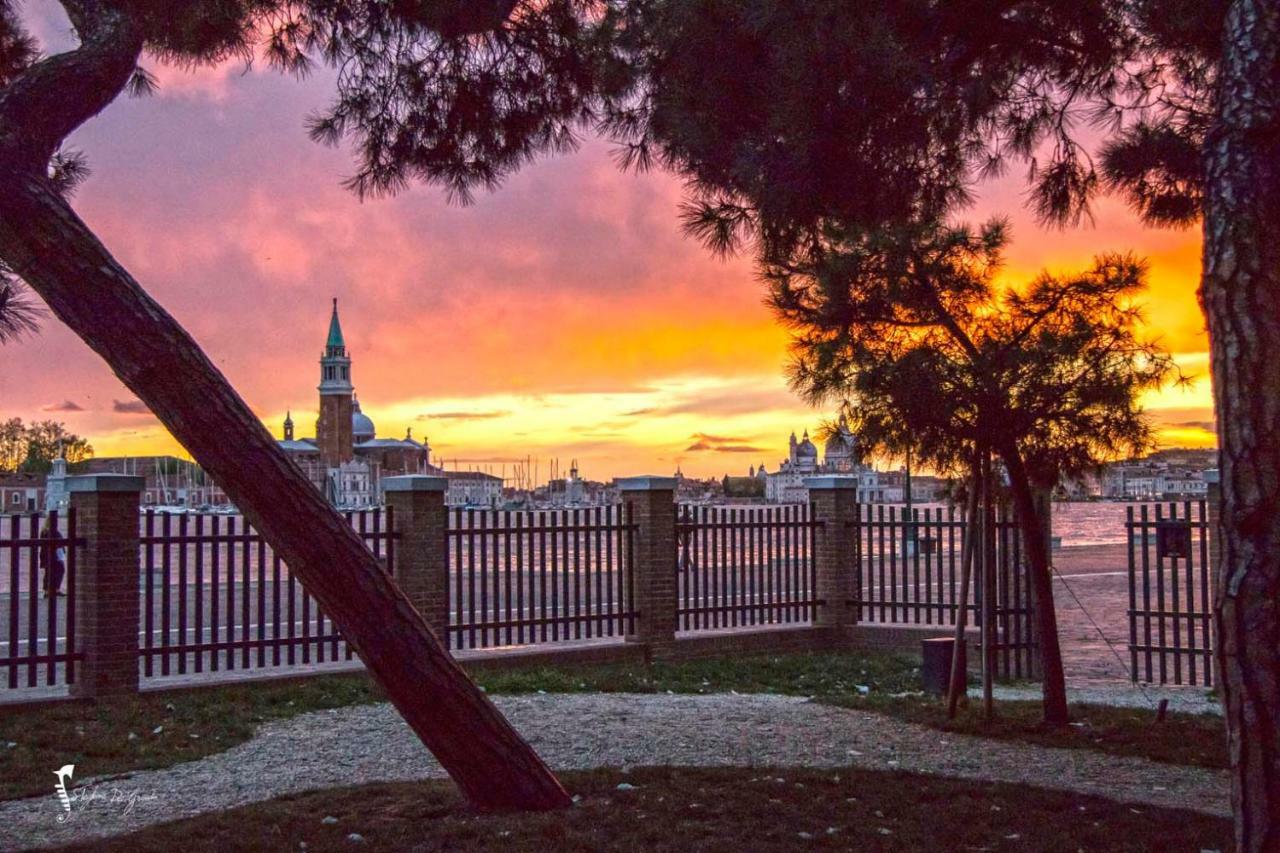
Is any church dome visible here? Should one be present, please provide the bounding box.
[352,397,376,442]
[825,430,854,458]
[796,434,818,458]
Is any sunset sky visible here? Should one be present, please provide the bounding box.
[1,5,1215,482]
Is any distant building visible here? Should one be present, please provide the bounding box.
[722,474,765,499]
[0,471,45,513]
[763,416,884,503]
[70,455,227,508]
[875,470,945,503]
[564,460,586,505]
[1102,459,1211,499]
[443,470,503,508]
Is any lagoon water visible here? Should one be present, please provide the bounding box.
[1050,502,1133,547]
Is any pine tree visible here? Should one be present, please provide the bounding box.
[770,218,1177,723]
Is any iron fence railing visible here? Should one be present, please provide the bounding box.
[854,505,972,626]
[853,503,1038,681]
[1,509,82,689]
[1126,500,1213,686]
[138,508,396,677]
[446,506,637,650]
[675,504,821,631]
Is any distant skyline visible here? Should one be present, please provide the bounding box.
[0,6,1214,482]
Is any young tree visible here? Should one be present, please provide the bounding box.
[771,219,1175,724]
[0,0,598,810]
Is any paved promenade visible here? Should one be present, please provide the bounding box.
[1051,544,1136,684]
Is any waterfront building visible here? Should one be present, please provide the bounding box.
[763,416,884,503]
[49,455,228,509]
[443,470,504,508]
[1101,458,1211,499]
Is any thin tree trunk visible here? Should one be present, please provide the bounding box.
[0,172,571,811]
[997,442,1069,726]
[980,448,995,721]
[946,461,981,718]
[1203,2,1280,848]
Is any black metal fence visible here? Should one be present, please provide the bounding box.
[138,508,396,678]
[854,505,970,625]
[446,506,637,650]
[674,504,821,631]
[0,510,82,689]
[1126,501,1213,686]
[2,495,1054,696]
[853,503,1039,680]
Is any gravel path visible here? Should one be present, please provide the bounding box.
[0,693,1228,851]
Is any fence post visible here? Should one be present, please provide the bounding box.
[68,474,143,698]
[804,476,859,639]
[383,475,450,643]
[617,476,678,659]
[1205,468,1222,580]
[1027,487,1051,680]
[1203,466,1223,686]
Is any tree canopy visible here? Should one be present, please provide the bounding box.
[771,219,1177,486]
[0,277,41,343]
[0,1,1223,227]
[597,1,1223,267]
[0,417,93,473]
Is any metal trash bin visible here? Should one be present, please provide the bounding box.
[921,637,966,696]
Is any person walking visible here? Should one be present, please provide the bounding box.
[37,517,66,598]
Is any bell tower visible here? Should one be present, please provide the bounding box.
[315,298,354,466]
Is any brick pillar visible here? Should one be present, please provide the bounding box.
[804,476,859,634]
[68,474,143,698]
[383,475,450,642]
[617,476,678,658]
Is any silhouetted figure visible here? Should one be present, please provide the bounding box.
[38,518,66,599]
[677,506,697,574]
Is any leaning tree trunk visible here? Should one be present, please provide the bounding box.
[1203,2,1280,849]
[0,6,568,812]
[997,443,1069,726]
[0,170,571,811]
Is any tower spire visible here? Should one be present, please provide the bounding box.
[326,297,346,354]
[317,299,354,465]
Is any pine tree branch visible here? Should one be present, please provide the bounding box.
[0,3,141,174]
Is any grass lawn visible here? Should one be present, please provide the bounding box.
[52,766,1231,852]
[828,692,1228,771]
[0,652,1226,802]
[0,674,384,800]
